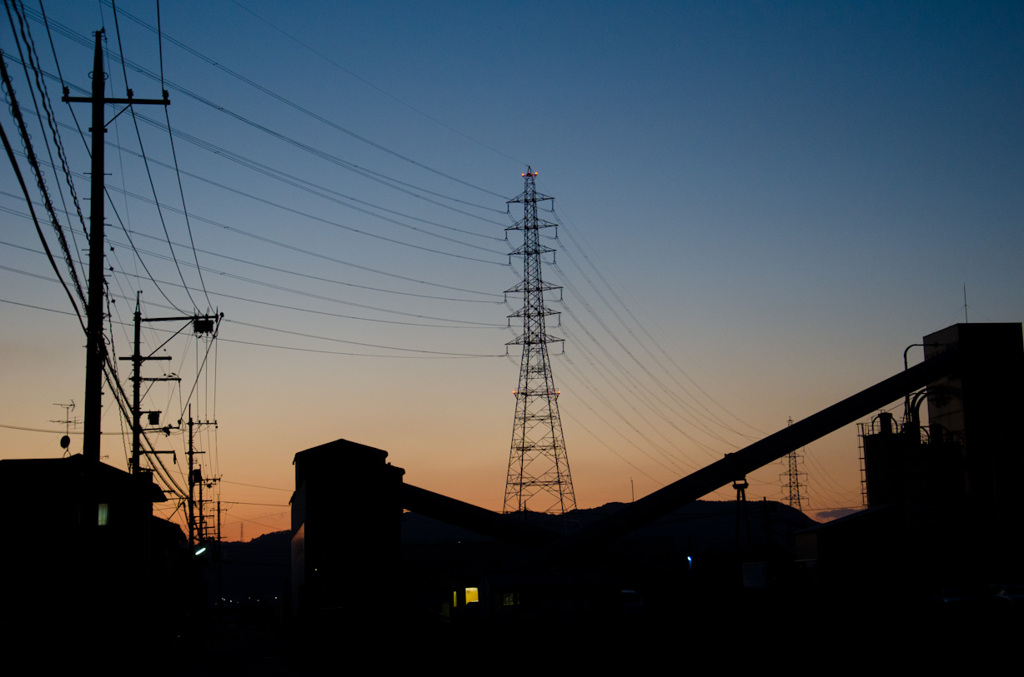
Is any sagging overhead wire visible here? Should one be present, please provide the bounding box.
[229,0,527,167]
[0,116,84,330]
[2,218,503,331]
[111,266,500,329]
[85,125,508,264]
[228,318,504,358]
[28,6,507,219]
[0,53,85,330]
[129,113,508,239]
[556,206,765,439]
[106,0,512,200]
[109,131,509,258]
[113,230,502,304]
[133,0,212,310]
[110,3,199,312]
[1,13,85,302]
[6,0,88,261]
[6,168,504,299]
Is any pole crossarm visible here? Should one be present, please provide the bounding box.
[63,96,169,105]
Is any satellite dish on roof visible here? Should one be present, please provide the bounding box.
[60,435,70,450]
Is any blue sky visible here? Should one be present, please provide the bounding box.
[2,1,1021,538]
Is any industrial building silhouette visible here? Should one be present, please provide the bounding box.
[288,322,1024,658]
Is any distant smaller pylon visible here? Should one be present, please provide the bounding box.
[781,417,808,510]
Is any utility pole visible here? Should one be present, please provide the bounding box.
[503,168,576,515]
[200,478,221,542]
[187,408,201,546]
[119,292,220,473]
[63,29,169,463]
[122,293,174,473]
[186,406,217,546]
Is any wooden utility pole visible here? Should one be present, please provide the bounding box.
[186,406,218,546]
[120,292,219,473]
[121,292,175,473]
[187,407,200,545]
[63,29,168,463]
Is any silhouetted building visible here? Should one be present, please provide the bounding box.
[290,439,405,633]
[836,323,1024,589]
[924,323,1024,579]
[0,454,187,656]
[288,323,1024,659]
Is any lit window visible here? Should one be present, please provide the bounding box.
[97,503,109,526]
[465,587,479,604]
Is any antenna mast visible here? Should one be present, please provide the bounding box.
[503,168,576,514]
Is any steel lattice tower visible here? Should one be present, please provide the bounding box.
[503,168,576,514]
[781,417,808,510]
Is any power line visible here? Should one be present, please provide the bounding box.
[113,230,502,304]
[228,318,504,358]
[224,0,527,167]
[0,43,85,311]
[6,199,501,352]
[3,182,506,299]
[110,5,198,311]
[106,0,512,199]
[0,113,84,330]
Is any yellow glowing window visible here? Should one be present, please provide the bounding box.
[465,587,479,604]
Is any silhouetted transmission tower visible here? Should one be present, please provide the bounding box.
[781,417,809,510]
[503,168,577,514]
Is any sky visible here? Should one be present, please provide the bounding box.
[2,1,1022,541]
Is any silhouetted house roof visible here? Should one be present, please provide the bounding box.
[0,454,166,527]
[0,454,184,655]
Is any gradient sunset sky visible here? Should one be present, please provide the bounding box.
[2,1,1021,540]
